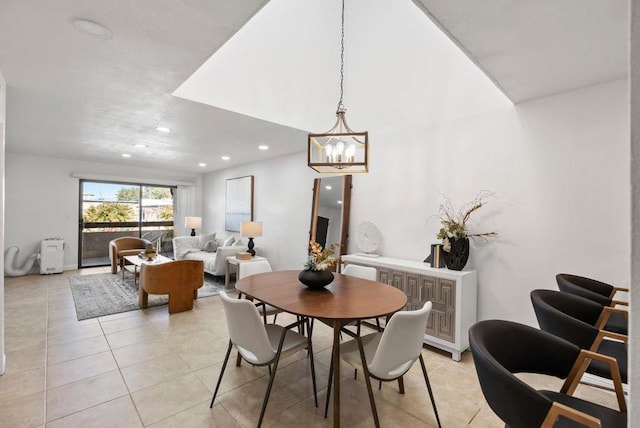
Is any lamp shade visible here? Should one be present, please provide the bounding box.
[241,221,263,237]
[184,216,202,229]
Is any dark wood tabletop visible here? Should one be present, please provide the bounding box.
[234,269,408,320]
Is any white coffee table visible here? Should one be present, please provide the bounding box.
[225,255,267,289]
[122,254,172,284]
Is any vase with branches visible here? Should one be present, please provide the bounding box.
[299,241,340,288]
[435,191,497,270]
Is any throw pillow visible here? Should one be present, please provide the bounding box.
[199,232,216,250]
[203,240,219,252]
[222,235,235,247]
[232,238,243,247]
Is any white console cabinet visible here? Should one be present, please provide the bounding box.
[342,254,477,361]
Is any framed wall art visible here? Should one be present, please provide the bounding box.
[225,175,254,232]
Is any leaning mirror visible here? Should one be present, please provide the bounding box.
[309,175,352,260]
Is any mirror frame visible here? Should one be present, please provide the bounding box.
[309,174,352,258]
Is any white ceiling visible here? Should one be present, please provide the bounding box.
[412,0,629,103]
[0,0,629,174]
[0,0,308,174]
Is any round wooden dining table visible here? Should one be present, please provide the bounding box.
[235,270,408,428]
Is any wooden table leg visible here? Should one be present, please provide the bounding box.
[332,320,341,427]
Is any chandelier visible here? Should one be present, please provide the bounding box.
[307,0,368,173]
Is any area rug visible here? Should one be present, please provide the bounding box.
[69,272,226,320]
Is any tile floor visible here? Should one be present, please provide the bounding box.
[0,267,622,427]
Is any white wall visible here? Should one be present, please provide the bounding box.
[202,153,318,270]
[203,79,629,328]
[0,67,6,374]
[5,153,201,271]
[630,0,639,421]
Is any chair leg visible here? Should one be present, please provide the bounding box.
[375,317,382,332]
[420,354,441,428]
[257,335,287,428]
[235,350,242,367]
[306,318,314,357]
[356,336,380,428]
[324,353,334,418]
[210,340,233,408]
[306,318,318,408]
[397,375,405,394]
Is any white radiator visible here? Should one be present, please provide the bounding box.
[40,238,64,274]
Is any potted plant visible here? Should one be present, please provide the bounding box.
[436,191,497,270]
[299,240,340,289]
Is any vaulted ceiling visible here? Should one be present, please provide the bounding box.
[0,0,628,174]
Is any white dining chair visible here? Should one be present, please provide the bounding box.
[324,301,441,428]
[342,264,377,280]
[210,291,317,427]
[238,260,281,324]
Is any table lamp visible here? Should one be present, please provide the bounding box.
[185,216,202,236]
[241,221,262,256]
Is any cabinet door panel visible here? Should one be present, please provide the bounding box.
[439,279,456,310]
[435,279,456,343]
[390,270,405,291]
[378,268,392,285]
[420,276,437,334]
[406,273,421,310]
[436,310,455,343]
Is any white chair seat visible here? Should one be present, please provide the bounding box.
[341,332,381,368]
[238,324,307,365]
[341,332,414,380]
[266,324,308,352]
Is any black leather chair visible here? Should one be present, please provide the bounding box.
[530,290,627,387]
[556,274,628,335]
[469,319,627,428]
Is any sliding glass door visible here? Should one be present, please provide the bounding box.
[79,180,176,267]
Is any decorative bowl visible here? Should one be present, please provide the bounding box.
[298,269,334,289]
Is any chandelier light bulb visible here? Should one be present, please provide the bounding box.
[325,144,333,162]
[346,144,356,163]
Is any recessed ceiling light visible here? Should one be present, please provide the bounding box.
[122,153,132,158]
[156,127,171,133]
[198,163,207,167]
[337,200,343,204]
[258,145,269,150]
[71,18,112,39]
[134,144,146,148]
[221,156,230,161]
[325,185,332,190]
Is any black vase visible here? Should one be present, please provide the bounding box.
[298,269,334,289]
[443,238,470,271]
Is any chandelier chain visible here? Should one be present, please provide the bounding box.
[337,0,345,113]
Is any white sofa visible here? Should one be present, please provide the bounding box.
[173,236,246,276]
